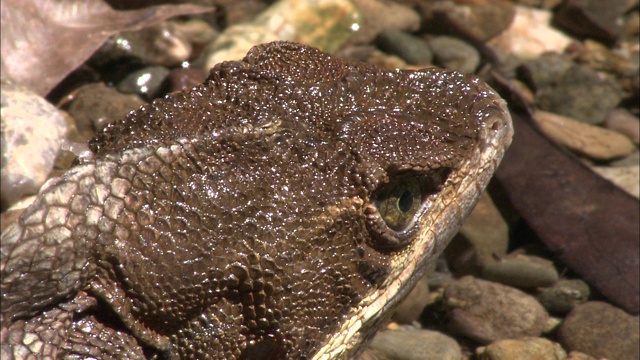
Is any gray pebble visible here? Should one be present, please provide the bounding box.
[111,22,192,67]
[536,279,590,315]
[392,273,430,324]
[367,329,462,360]
[348,0,421,45]
[477,337,567,360]
[117,65,171,100]
[427,36,480,73]
[558,301,639,360]
[443,276,549,344]
[376,30,433,65]
[446,193,510,275]
[482,253,559,288]
[521,56,625,124]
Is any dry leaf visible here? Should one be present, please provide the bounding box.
[0,0,212,96]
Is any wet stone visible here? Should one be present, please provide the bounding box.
[558,301,640,360]
[367,329,462,360]
[477,337,567,360]
[443,276,549,344]
[117,66,171,100]
[482,253,559,288]
[536,279,591,315]
[376,30,432,66]
[348,0,421,46]
[427,36,480,73]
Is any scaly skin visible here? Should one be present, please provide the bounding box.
[1,41,512,359]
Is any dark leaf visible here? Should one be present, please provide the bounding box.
[495,110,639,314]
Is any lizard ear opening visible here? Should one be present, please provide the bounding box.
[365,168,451,251]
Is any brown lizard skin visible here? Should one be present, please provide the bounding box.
[1,41,512,359]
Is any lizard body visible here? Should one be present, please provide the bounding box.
[1,41,512,359]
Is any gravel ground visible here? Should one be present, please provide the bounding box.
[1,1,638,359]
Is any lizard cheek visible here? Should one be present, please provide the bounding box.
[365,168,451,251]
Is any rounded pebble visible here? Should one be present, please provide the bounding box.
[427,35,480,73]
[558,301,639,360]
[443,276,549,344]
[536,279,590,315]
[392,274,430,324]
[367,329,462,360]
[482,253,559,288]
[477,337,567,360]
[1,81,66,210]
[376,30,433,65]
[117,66,171,100]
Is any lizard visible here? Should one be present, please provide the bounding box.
[1,41,513,359]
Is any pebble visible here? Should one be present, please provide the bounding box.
[519,53,575,90]
[482,253,559,288]
[117,22,192,67]
[488,6,573,59]
[477,337,567,360]
[348,0,421,45]
[534,110,635,160]
[591,163,640,198]
[116,65,171,100]
[365,50,409,70]
[220,0,270,26]
[604,108,640,143]
[172,19,219,56]
[443,276,549,344]
[376,30,433,66]
[420,0,515,42]
[367,329,462,360]
[576,40,640,77]
[553,0,632,43]
[536,279,591,315]
[203,0,359,69]
[558,301,640,360]
[445,193,510,275]
[392,274,430,324]
[566,351,598,360]
[534,64,625,124]
[1,82,66,210]
[427,36,480,73]
[67,83,145,136]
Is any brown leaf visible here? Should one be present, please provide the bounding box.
[0,0,212,96]
[495,111,639,314]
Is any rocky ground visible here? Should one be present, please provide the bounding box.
[1,0,639,359]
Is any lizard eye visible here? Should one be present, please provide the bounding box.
[366,168,451,250]
[375,177,421,231]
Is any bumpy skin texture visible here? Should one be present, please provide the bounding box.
[1,41,512,359]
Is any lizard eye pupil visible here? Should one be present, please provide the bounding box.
[397,190,414,213]
[376,176,422,231]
